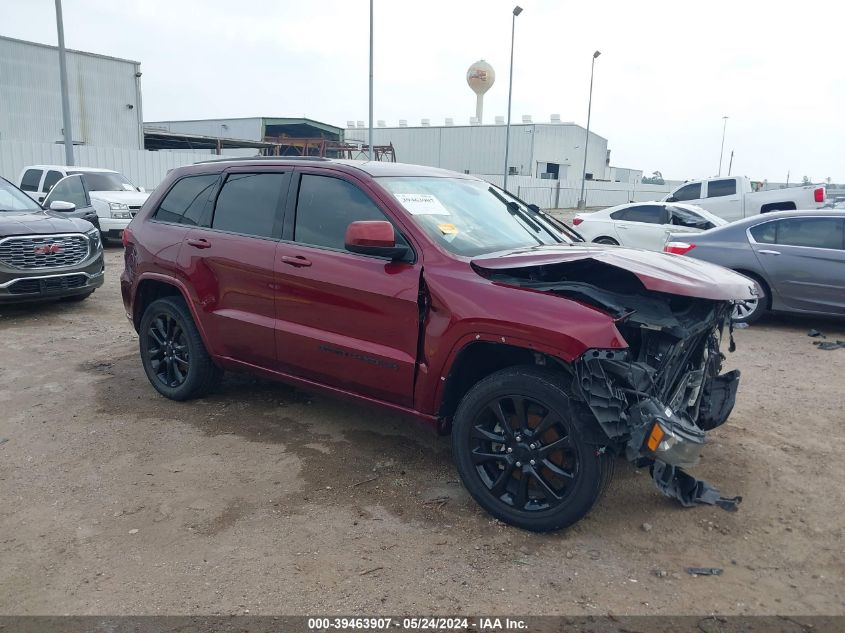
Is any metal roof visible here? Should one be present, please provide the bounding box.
[0,34,140,65]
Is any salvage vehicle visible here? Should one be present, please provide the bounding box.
[662,176,826,221]
[572,202,726,250]
[665,210,845,323]
[18,165,149,242]
[0,176,104,303]
[121,158,755,532]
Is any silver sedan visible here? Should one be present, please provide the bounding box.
[665,210,845,323]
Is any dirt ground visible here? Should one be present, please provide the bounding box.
[1,245,844,616]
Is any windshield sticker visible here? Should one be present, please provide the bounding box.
[394,193,450,216]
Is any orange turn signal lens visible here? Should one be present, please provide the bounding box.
[646,422,665,452]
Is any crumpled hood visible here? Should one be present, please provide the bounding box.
[90,190,150,205]
[472,244,756,301]
[0,211,91,236]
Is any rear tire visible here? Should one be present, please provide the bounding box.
[139,296,222,401]
[452,366,611,532]
[593,237,619,245]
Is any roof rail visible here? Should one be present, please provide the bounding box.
[193,156,333,165]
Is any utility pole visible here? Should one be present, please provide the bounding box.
[368,0,374,161]
[728,150,734,176]
[717,116,728,176]
[503,5,522,192]
[55,0,75,166]
[577,50,601,209]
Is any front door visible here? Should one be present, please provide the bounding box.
[177,169,290,369]
[750,216,845,315]
[274,170,421,407]
[42,175,99,227]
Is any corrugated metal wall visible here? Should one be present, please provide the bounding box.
[0,140,247,191]
[345,124,608,179]
[0,36,143,149]
[145,118,265,142]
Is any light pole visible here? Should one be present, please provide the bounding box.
[718,115,728,176]
[368,0,374,161]
[502,5,522,192]
[54,0,75,166]
[577,50,601,209]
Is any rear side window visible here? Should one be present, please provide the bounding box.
[707,179,736,198]
[211,172,286,238]
[750,218,845,249]
[294,175,396,250]
[20,169,42,192]
[672,183,702,202]
[43,170,64,193]
[610,204,668,224]
[669,205,715,230]
[155,175,218,225]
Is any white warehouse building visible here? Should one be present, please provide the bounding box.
[344,118,639,184]
[0,35,144,150]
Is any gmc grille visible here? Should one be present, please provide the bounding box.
[0,234,90,269]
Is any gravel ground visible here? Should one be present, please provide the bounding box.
[1,246,843,616]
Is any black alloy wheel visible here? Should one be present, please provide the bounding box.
[139,297,221,401]
[452,366,610,532]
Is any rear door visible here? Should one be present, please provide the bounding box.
[749,216,845,314]
[177,168,290,369]
[610,203,670,250]
[274,169,421,406]
[19,168,44,202]
[703,178,743,220]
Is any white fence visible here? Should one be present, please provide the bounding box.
[0,140,242,191]
[475,174,674,209]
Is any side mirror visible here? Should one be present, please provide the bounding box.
[666,196,678,203]
[345,220,409,261]
[48,200,76,212]
[138,186,146,193]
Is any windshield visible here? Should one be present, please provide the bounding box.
[378,177,572,256]
[0,178,43,213]
[69,170,137,192]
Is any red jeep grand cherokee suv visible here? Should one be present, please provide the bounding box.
[121,158,755,531]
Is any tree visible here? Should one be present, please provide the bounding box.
[641,170,665,185]
[802,175,812,185]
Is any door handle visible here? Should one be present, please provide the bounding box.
[281,255,312,267]
[617,225,629,230]
[758,249,781,255]
[186,237,211,249]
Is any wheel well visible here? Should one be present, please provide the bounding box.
[437,342,566,432]
[593,236,618,245]
[732,269,772,309]
[133,279,184,330]
[760,201,796,213]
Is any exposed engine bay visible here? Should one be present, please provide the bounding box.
[481,257,745,512]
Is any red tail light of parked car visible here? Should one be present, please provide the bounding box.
[664,241,696,255]
[814,188,825,203]
[572,217,584,226]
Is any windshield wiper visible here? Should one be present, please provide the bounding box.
[487,187,549,244]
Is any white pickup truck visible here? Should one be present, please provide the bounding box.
[662,176,826,222]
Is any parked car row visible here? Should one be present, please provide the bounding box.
[18,165,149,242]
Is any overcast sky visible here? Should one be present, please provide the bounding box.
[5,0,844,181]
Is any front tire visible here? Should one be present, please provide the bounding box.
[139,296,221,401]
[452,366,611,532]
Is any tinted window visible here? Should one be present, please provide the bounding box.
[610,204,668,224]
[775,218,844,250]
[211,172,285,238]
[43,170,64,193]
[669,205,715,229]
[749,221,777,244]
[44,175,88,209]
[707,179,737,198]
[155,175,218,225]
[294,175,394,250]
[672,183,702,201]
[20,169,42,192]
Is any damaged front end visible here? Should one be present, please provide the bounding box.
[477,253,752,512]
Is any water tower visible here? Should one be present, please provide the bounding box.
[466,60,495,124]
